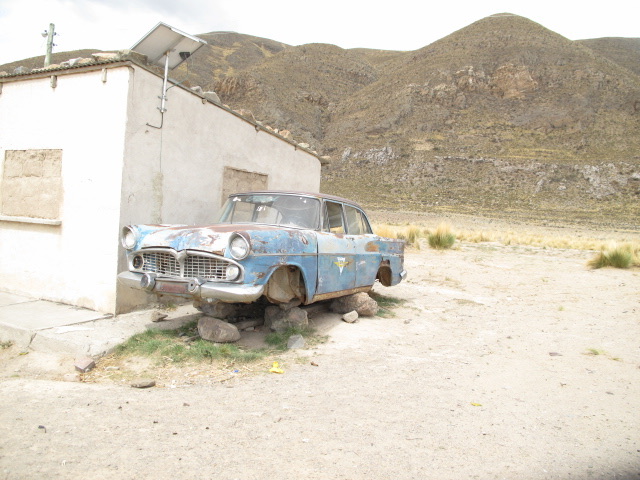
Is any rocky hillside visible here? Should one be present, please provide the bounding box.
[576,37,640,77]
[3,14,639,226]
[179,14,640,225]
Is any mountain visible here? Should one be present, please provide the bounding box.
[176,31,289,86]
[576,37,640,76]
[3,15,639,227]
[318,15,640,222]
[181,15,640,225]
[325,14,640,159]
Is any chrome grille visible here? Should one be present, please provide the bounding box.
[141,252,179,276]
[184,256,228,280]
[138,250,234,281]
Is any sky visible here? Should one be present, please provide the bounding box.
[0,0,638,66]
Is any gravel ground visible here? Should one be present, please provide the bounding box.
[1,241,639,480]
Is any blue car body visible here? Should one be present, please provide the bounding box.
[118,191,406,306]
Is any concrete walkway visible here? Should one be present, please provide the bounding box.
[0,292,198,357]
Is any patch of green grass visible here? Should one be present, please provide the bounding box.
[0,340,14,350]
[588,244,638,269]
[585,348,606,356]
[264,326,325,350]
[370,292,407,318]
[114,321,264,363]
[584,348,622,361]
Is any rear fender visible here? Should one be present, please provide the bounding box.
[376,260,393,287]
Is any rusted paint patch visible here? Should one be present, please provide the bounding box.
[311,286,372,303]
[365,241,380,252]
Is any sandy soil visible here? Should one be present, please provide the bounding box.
[1,241,639,480]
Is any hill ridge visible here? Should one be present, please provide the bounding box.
[2,15,639,225]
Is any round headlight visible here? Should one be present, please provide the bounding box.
[225,264,241,281]
[229,235,250,260]
[121,226,138,250]
[132,255,144,269]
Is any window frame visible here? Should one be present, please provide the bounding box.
[322,200,373,235]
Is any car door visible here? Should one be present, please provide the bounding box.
[315,200,356,295]
[343,205,381,288]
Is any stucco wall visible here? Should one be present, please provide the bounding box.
[0,68,130,312]
[119,67,320,227]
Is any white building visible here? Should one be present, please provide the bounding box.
[0,54,322,314]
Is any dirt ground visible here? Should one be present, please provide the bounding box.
[1,237,639,479]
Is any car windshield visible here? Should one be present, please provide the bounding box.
[218,194,321,229]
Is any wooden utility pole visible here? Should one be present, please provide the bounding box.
[43,23,56,67]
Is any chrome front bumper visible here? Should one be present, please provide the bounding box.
[117,271,265,303]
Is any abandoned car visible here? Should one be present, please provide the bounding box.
[118,191,406,307]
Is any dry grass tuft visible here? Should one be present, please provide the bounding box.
[373,224,397,239]
[406,226,422,247]
[372,221,640,257]
[587,243,640,269]
[428,223,456,249]
[375,223,424,248]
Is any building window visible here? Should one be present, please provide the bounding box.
[1,149,62,220]
[222,167,268,205]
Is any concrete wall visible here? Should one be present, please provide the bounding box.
[0,67,130,313]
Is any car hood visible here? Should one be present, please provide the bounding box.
[133,223,313,256]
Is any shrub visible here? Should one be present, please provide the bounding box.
[393,226,422,248]
[428,223,456,249]
[588,244,637,269]
[406,226,422,246]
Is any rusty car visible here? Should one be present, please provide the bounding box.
[117,191,406,307]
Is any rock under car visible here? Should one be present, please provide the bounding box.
[118,191,406,308]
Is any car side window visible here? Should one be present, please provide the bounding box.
[358,209,373,234]
[344,205,372,235]
[324,201,345,234]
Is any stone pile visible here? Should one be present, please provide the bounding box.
[195,293,379,343]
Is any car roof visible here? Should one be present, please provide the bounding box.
[229,190,365,210]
